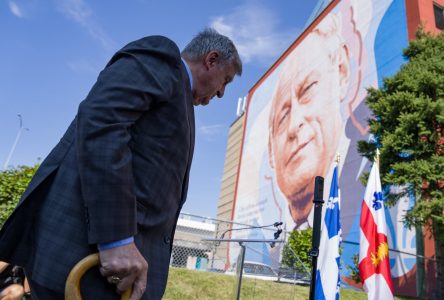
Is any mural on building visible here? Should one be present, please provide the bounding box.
[230,0,416,294]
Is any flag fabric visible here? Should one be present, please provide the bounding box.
[359,162,394,300]
[315,165,341,300]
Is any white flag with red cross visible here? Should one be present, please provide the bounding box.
[359,161,394,300]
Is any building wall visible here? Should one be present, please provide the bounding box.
[174,217,215,244]
[216,114,245,223]
[171,214,216,268]
[214,117,246,270]
[216,0,441,295]
[217,0,444,234]
[406,0,444,39]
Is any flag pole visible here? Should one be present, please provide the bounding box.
[359,147,395,299]
[311,156,342,299]
[336,152,341,174]
[375,148,380,169]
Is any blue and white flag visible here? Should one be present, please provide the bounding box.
[315,166,341,300]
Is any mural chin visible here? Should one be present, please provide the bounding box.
[288,200,312,226]
[276,172,313,199]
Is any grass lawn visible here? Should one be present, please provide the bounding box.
[164,268,414,299]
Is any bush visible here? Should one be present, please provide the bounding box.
[0,164,39,227]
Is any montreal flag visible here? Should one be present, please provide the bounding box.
[359,161,394,299]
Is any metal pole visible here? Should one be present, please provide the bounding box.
[235,242,246,300]
[211,222,219,270]
[3,114,29,170]
[309,176,324,300]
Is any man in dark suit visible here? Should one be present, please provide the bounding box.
[0,28,242,300]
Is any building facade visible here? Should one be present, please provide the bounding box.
[216,0,442,297]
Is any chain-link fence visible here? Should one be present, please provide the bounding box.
[170,212,312,299]
[170,213,439,299]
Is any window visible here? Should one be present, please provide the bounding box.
[434,3,444,30]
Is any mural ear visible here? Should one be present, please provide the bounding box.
[339,44,351,101]
[268,133,275,169]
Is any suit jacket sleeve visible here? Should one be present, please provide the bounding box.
[76,37,180,244]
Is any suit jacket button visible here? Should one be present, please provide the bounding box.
[164,236,171,244]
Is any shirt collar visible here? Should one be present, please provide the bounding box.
[181,58,193,87]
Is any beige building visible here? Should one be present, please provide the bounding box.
[171,213,216,269]
[216,113,245,225]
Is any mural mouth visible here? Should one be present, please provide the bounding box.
[286,138,312,165]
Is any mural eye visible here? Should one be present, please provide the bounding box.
[299,81,317,103]
[277,108,289,128]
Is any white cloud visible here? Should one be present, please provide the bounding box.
[199,124,226,139]
[210,2,301,65]
[55,0,116,51]
[9,1,24,18]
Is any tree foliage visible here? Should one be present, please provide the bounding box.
[357,29,444,297]
[358,29,444,232]
[0,164,39,227]
[281,228,312,272]
[345,253,361,284]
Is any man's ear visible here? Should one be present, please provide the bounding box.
[204,51,220,69]
[338,44,350,101]
[268,132,275,169]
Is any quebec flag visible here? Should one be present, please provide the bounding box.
[315,166,341,300]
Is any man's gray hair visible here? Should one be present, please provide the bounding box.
[182,28,242,76]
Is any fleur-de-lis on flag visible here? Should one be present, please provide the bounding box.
[372,191,383,210]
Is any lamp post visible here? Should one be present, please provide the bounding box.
[3,114,29,170]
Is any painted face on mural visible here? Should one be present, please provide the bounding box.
[268,28,350,225]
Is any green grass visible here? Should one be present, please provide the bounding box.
[164,268,414,300]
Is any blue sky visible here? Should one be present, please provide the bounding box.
[1,0,318,218]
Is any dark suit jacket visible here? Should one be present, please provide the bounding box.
[0,36,195,299]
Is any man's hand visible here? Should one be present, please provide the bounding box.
[99,242,148,300]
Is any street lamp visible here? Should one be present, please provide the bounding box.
[3,114,29,170]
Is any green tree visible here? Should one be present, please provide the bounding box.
[282,228,312,273]
[358,29,444,298]
[0,164,39,227]
[345,253,361,284]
